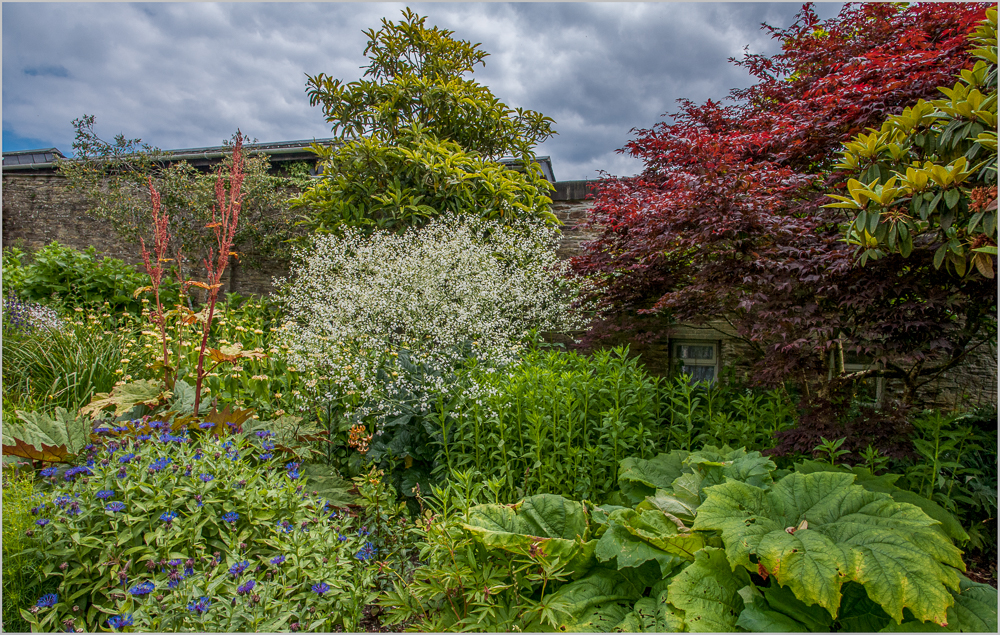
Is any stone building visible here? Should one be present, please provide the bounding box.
[2,141,996,411]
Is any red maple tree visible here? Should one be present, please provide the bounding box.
[573,3,995,411]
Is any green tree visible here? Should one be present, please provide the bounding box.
[58,116,310,287]
[293,8,558,234]
[827,8,997,278]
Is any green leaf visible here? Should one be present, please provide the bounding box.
[694,471,963,624]
[545,566,651,632]
[668,547,749,632]
[617,451,688,504]
[737,606,810,632]
[79,379,171,420]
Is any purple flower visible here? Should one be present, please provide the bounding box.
[107,614,133,630]
[96,490,115,500]
[311,582,331,595]
[256,430,272,439]
[199,422,214,430]
[270,555,285,566]
[64,466,92,481]
[36,594,58,608]
[287,470,301,480]
[259,452,274,460]
[199,474,214,482]
[222,512,239,524]
[116,467,128,479]
[229,561,250,577]
[127,581,154,596]
[355,541,377,562]
[137,434,151,442]
[262,441,275,451]
[188,597,211,614]
[54,495,73,507]
[118,453,136,464]
[160,511,178,523]
[236,579,256,595]
[337,534,346,542]
[39,467,58,477]
[35,518,50,527]
[105,502,126,513]
[149,457,171,472]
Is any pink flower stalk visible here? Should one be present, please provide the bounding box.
[192,133,246,416]
[141,178,171,382]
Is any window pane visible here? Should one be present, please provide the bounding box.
[676,344,714,360]
[681,365,715,383]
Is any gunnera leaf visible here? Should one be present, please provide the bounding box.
[462,494,595,577]
[618,451,688,504]
[667,546,749,632]
[546,564,660,632]
[880,576,999,633]
[694,471,964,625]
[79,379,171,420]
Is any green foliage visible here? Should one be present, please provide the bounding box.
[292,126,557,234]
[296,8,557,234]
[2,467,57,634]
[1,408,91,464]
[10,241,173,314]
[829,8,997,276]
[20,427,376,633]
[382,448,996,632]
[2,316,143,414]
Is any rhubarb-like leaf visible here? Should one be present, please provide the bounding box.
[667,546,749,632]
[694,471,964,624]
[78,379,171,420]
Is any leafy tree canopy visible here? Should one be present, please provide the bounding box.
[828,8,997,278]
[293,8,558,235]
[573,3,996,406]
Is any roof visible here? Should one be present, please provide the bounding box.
[2,148,66,167]
[2,139,556,181]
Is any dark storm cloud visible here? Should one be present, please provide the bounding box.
[2,3,844,180]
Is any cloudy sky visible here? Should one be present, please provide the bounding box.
[3,2,844,181]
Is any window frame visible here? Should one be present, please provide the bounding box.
[672,339,720,385]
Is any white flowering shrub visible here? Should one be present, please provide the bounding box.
[275,214,590,488]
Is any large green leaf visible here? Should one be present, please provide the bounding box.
[880,576,999,633]
[546,565,658,632]
[694,471,964,625]
[462,494,596,578]
[667,547,749,632]
[2,408,90,462]
[618,451,688,504]
[794,461,969,543]
[614,591,685,633]
[78,379,171,420]
[686,445,777,491]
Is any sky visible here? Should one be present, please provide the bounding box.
[2,2,844,181]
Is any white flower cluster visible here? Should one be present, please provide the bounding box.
[275,214,591,428]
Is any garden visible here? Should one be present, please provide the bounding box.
[2,5,998,633]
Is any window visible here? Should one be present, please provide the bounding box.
[842,352,884,406]
[673,341,719,384]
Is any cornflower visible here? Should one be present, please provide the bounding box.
[160,511,178,524]
[127,581,154,596]
[270,555,285,566]
[107,614,133,630]
[36,594,58,608]
[355,542,377,562]
[229,561,250,577]
[96,490,115,500]
[222,512,239,524]
[105,502,126,513]
[39,467,58,477]
[236,579,256,595]
[188,597,211,614]
[311,582,331,595]
[199,474,215,482]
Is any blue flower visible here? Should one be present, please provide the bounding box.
[160,511,178,523]
[355,541,377,562]
[358,527,370,537]
[136,434,151,442]
[256,430,272,439]
[39,467,58,477]
[337,534,346,542]
[285,461,300,471]
[167,559,182,567]
[276,521,294,534]
[188,597,211,614]
[199,473,214,482]
[312,582,331,595]
[259,452,274,460]
[270,555,286,566]
[149,420,168,431]
[114,425,129,433]
[36,593,58,608]
[198,422,214,430]
[64,466,92,481]
[262,441,275,451]
[222,512,239,524]
[105,502,126,513]
[149,457,171,472]
[127,581,154,596]
[222,440,234,450]
[35,518,50,527]
[226,451,239,461]
[107,614,133,630]
[118,453,136,464]
[54,495,73,507]
[228,560,250,577]
[287,470,301,480]
[96,489,115,500]
[236,579,256,595]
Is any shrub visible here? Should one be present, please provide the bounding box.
[277,213,589,439]
[20,425,379,632]
[10,241,179,314]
